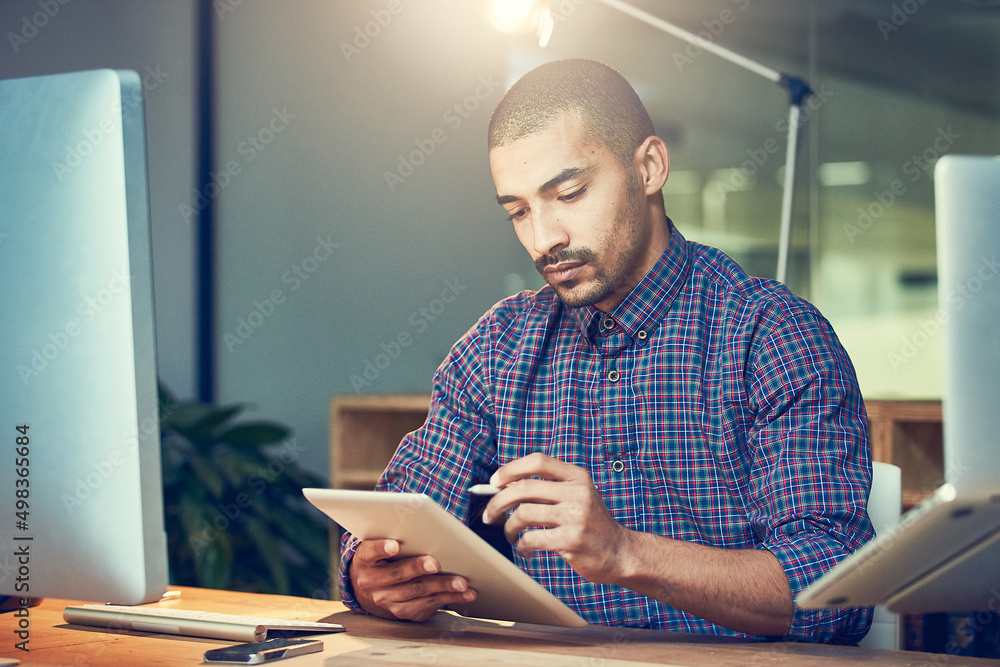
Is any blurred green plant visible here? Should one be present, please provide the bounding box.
[158,383,331,598]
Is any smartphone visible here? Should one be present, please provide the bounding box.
[203,637,323,664]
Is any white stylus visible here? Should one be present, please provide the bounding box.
[468,484,502,496]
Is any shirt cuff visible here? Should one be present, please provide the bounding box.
[762,533,873,644]
[338,532,368,614]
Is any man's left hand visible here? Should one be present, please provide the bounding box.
[482,452,795,636]
[481,452,633,584]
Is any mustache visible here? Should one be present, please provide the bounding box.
[534,247,597,273]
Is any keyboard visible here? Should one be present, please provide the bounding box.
[63,604,345,643]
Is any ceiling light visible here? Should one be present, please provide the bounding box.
[819,161,873,187]
[489,0,539,33]
[489,0,553,47]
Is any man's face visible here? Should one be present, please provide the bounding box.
[489,112,659,312]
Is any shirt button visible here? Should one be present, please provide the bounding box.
[607,369,620,383]
[637,330,648,341]
[610,460,625,473]
[602,317,616,331]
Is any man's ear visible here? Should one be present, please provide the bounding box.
[635,136,669,196]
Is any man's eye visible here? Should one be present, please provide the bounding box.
[560,186,587,201]
[508,208,528,222]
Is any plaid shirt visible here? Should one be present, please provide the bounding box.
[341,220,874,643]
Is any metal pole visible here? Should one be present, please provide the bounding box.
[776,104,801,285]
[594,0,783,84]
[592,0,812,285]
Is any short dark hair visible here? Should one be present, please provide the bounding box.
[488,59,655,167]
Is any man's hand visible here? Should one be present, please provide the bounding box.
[481,452,633,583]
[480,453,794,636]
[349,538,476,622]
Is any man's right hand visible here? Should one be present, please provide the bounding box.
[349,538,477,622]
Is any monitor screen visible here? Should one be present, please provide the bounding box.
[934,154,1000,493]
[0,69,168,604]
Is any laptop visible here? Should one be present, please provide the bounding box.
[797,155,1000,614]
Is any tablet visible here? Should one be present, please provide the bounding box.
[304,488,587,627]
[796,485,1000,613]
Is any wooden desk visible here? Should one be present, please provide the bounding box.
[3,587,997,666]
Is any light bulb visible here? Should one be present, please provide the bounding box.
[489,0,539,34]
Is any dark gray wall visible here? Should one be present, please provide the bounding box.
[5,0,997,480]
[0,0,200,399]
[213,3,536,476]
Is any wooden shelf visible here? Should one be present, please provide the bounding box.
[866,399,943,510]
[330,397,944,504]
[329,394,431,490]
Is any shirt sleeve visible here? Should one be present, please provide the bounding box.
[338,321,498,612]
[742,308,875,644]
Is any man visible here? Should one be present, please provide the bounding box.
[341,59,873,643]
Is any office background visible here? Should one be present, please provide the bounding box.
[1,0,997,481]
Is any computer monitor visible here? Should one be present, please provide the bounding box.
[796,154,1000,614]
[935,154,1000,493]
[0,69,168,604]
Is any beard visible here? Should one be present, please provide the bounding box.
[534,172,645,308]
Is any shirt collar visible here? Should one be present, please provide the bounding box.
[568,217,691,345]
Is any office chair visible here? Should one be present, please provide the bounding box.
[858,461,903,651]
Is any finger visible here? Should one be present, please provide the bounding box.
[490,452,561,487]
[514,526,565,559]
[353,538,400,565]
[503,500,581,548]
[381,586,479,623]
[353,555,472,622]
[490,453,592,489]
[355,553,441,591]
[369,574,475,621]
[482,478,564,524]
[374,573,470,606]
[503,500,561,537]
